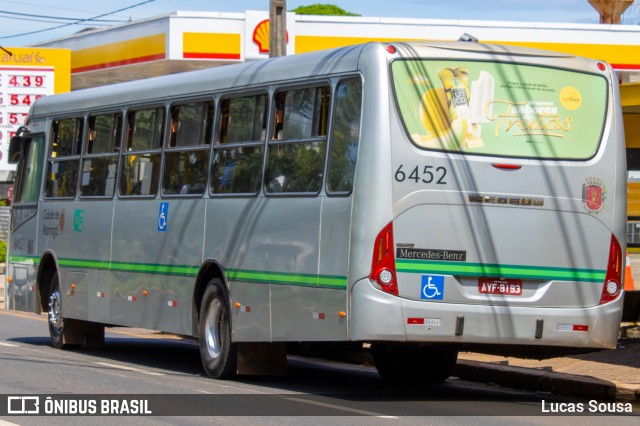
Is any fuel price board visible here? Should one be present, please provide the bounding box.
[0,48,70,170]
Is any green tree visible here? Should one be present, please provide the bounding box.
[292,4,360,16]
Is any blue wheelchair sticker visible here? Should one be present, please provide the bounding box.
[421,275,444,300]
[158,202,169,232]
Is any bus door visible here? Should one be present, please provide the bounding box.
[7,130,45,312]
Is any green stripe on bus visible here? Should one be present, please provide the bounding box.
[226,269,347,289]
[8,255,39,265]
[8,256,347,289]
[395,259,606,282]
[58,258,198,276]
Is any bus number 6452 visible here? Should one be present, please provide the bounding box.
[394,164,447,185]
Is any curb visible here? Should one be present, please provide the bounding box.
[455,360,637,402]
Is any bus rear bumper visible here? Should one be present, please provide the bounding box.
[350,279,623,349]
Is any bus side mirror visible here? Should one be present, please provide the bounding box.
[8,126,27,164]
[8,135,22,164]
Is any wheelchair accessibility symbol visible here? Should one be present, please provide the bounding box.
[158,202,169,232]
[421,275,444,300]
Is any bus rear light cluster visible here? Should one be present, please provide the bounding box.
[370,222,398,296]
[600,234,622,304]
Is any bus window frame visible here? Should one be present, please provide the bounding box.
[264,81,331,197]
[79,110,123,200]
[118,104,165,199]
[161,98,214,198]
[210,90,268,198]
[325,76,363,197]
[44,115,84,200]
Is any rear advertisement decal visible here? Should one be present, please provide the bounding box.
[392,60,607,160]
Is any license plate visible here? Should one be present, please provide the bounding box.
[478,278,523,295]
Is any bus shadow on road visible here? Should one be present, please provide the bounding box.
[6,333,578,415]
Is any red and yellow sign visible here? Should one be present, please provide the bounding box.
[0,47,70,169]
[252,19,289,54]
[183,32,241,60]
[71,34,165,74]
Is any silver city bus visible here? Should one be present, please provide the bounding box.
[6,41,626,381]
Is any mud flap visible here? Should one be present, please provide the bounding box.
[236,342,287,375]
[62,319,105,347]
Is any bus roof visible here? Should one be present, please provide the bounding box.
[29,40,591,118]
[30,43,367,117]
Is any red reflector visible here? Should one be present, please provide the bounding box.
[600,234,623,304]
[386,45,396,54]
[370,222,398,296]
[573,325,589,332]
[491,163,522,170]
[408,318,425,325]
[597,62,606,71]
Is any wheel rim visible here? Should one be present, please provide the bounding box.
[48,288,63,335]
[204,298,223,359]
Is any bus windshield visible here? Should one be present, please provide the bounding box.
[391,59,608,160]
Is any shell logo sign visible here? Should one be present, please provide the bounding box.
[252,19,289,54]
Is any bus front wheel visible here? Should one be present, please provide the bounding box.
[199,279,237,379]
[48,274,67,349]
[372,344,458,382]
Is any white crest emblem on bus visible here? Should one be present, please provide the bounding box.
[582,177,606,213]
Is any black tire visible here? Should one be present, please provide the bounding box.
[47,273,67,349]
[199,279,237,379]
[372,344,458,382]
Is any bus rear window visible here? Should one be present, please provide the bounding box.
[391,60,608,160]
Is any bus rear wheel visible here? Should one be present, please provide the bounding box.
[372,344,458,382]
[199,279,237,379]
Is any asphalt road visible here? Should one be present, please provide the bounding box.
[0,309,637,425]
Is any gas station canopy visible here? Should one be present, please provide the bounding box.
[31,10,640,90]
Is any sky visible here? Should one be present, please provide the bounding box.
[0,0,638,46]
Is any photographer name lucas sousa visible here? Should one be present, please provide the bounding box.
[541,400,633,414]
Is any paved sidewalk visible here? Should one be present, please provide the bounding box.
[455,326,640,402]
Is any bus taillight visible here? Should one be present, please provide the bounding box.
[600,234,622,304]
[370,222,398,296]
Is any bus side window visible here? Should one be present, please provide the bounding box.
[80,113,122,198]
[120,107,164,197]
[327,78,362,194]
[211,94,266,195]
[265,86,329,194]
[44,117,83,198]
[162,101,213,196]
